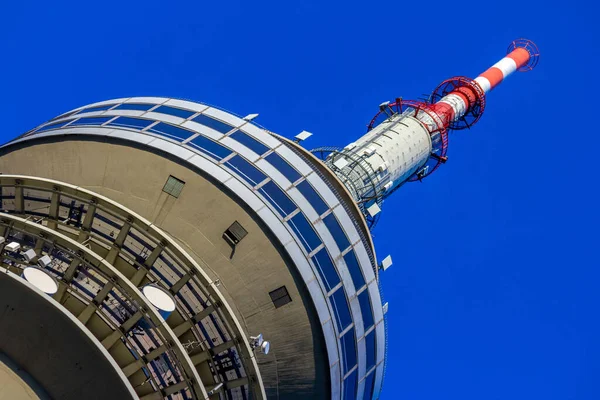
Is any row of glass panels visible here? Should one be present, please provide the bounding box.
[30,102,379,399]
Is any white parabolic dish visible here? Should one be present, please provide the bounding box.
[142,285,176,312]
[23,267,58,295]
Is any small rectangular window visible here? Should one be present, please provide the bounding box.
[362,370,376,400]
[365,330,376,371]
[344,250,365,290]
[341,327,357,374]
[223,221,248,245]
[269,286,292,308]
[330,287,352,332]
[288,212,321,253]
[193,114,234,134]
[162,175,185,198]
[36,120,74,132]
[148,122,194,140]
[343,369,358,400]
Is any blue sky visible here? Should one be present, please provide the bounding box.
[0,1,596,399]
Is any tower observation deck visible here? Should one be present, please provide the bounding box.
[0,39,537,400]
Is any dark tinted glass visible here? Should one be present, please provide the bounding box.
[74,104,115,114]
[258,181,296,217]
[365,330,376,371]
[36,120,74,132]
[188,134,232,160]
[312,248,340,291]
[362,371,376,400]
[225,155,267,186]
[154,105,195,119]
[70,116,113,126]
[330,287,352,332]
[344,250,365,290]
[114,103,154,111]
[288,212,321,253]
[341,327,357,374]
[265,152,302,183]
[193,114,234,134]
[358,289,374,330]
[107,117,154,130]
[296,180,329,215]
[343,369,358,400]
[323,213,351,252]
[148,122,193,140]
[229,130,269,155]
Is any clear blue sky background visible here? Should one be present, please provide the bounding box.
[0,1,596,399]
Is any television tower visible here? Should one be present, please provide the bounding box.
[0,39,538,400]
[312,38,540,227]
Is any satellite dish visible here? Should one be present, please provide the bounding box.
[261,341,270,355]
[250,334,264,346]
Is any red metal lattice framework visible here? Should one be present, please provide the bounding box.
[429,76,486,131]
[508,38,540,71]
[366,98,449,182]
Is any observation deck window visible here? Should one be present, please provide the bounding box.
[323,213,351,252]
[36,120,74,132]
[225,155,267,186]
[107,117,154,130]
[362,370,376,400]
[188,134,232,160]
[341,327,357,374]
[258,181,296,217]
[114,103,155,111]
[358,289,374,330]
[365,330,376,371]
[311,247,341,291]
[154,105,195,119]
[229,130,269,155]
[70,116,113,126]
[265,152,302,183]
[343,249,365,291]
[74,104,115,114]
[288,212,321,253]
[330,287,352,333]
[343,369,358,400]
[193,114,234,134]
[296,180,329,216]
[148,122,193,141]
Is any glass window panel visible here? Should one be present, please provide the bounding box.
[323,213,351,252]
[288,212,321,253]
[358,289,374,330]
[343,369,358,400]
[330,287,352,332]
[365,330,376,371]
[344,250,365,290]
[188,135,232,160]
[296,180,328,215]
[265,152,302,183]
[148,122,193,140]
[70,116,114,126]
[74,104,115,114]
[107,117,154,130]
[114,103,154,111]
[36,120,74,132]
[229,130,269,155]
[341,327,357,374]
[311,248,340,292]
[362,371,376,400]
[193,114,234,134]
[225,155,267,186]
[258,180,296,217]
[154,105,195,119]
